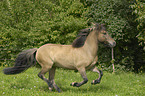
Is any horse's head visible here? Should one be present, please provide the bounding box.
[95,23,116,48]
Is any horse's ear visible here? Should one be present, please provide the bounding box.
[91,22,96,26]
[101,24,106,30]
[95,23,101,30]
[101,24,107,28]
[101,24,106,27]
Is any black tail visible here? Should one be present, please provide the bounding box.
[3,48,37,75]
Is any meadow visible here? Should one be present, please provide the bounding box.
[0,67,145,96]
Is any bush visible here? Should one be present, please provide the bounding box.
[87,0,145,72]
[0,0,88,66]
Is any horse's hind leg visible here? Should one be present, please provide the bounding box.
[90,66,103,85]
[38,65,53,91]
[49,67,62,93]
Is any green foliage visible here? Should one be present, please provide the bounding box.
[87,0,145,72]
[0,0,88,66]
[129,0,145,72]
[130,0,145,50]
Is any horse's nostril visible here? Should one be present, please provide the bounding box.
[113,42,116,46]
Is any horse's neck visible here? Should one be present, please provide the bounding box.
[83,31,98,57]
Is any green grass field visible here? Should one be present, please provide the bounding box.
[0,67,145,96]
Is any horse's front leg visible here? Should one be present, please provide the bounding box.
[90,66,103,85]
[70,67,88,87]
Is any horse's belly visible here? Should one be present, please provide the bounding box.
[54,62,76,70]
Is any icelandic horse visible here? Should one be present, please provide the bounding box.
[3,23,116,92]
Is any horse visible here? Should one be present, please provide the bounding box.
[3,23,116,92]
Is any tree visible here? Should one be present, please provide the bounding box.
[130,0,145,72]
[87,0,145,72]
[130,0,145,51]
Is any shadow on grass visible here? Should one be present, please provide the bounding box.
[38,84,111,93]
[63,85,111,93]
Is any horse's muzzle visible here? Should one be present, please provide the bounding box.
[109,42,116,48]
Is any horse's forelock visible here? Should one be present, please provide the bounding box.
[94,23,106,31]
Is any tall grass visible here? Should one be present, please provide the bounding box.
[0,67,145,96]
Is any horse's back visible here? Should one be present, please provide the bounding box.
[36,44,68,61]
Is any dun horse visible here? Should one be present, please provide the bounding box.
[3,23,116,92]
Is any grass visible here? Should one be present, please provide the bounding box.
[0,67,145,96]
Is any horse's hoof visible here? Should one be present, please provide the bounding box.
[49,87,53,91]
[91,80,100,85]
[70,82,80,87]
[57,88,62,93]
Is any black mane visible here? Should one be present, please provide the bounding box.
[72,23,106,48]
[72,28,91,48]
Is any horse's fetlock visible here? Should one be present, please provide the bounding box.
[100,70,103,76]
[84,78,88,83]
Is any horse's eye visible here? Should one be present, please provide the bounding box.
[103,33,107,35]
